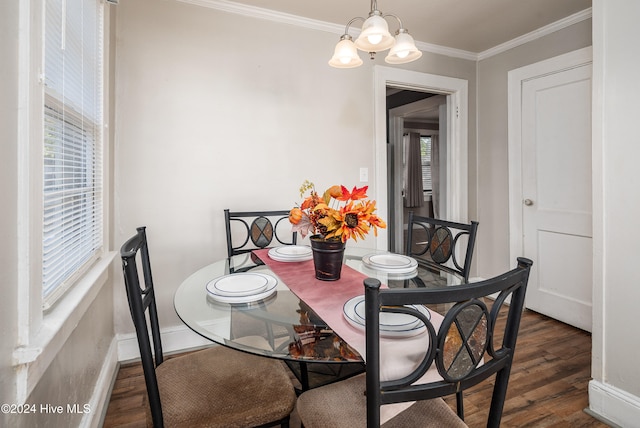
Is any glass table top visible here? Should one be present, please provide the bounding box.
[173,247,463,364]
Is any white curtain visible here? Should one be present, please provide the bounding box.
[404,132,424,208]
[431,134,440,218]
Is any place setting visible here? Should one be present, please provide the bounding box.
[361,253,419,278]
[267,245,313,262]
[205,272,278,305]
[342,295,431,338]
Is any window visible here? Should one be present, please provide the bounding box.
[420,136,432,192]
[43,0,104,307]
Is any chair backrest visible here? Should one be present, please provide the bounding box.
[405,212,479,281]
[364,257,533,428]
[224,209,297,258]
[120,226,165,427]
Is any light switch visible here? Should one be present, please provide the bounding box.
[359,167,368,182]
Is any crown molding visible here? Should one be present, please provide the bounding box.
[477,8,592,60]
[175,1,591,63]
[176,0,478,61]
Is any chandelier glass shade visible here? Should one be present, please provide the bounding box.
[329,1,422,68]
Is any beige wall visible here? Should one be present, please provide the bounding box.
[7,285,114,427]
[112,0,477,336]
[475,19,592,277]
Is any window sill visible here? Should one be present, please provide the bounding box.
[12,251,117,403]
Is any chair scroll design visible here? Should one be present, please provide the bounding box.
[406,212,479,281]
[295,258,532,428]
[364,257,533,428]
[225,209,297,258]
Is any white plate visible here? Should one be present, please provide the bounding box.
[206,273,278,304]
[209,273,269,296]
[268,246,313,262]
[362,253,418,274]
[360,265,418,280]
[342,295,430,338]
[353,300,421,330]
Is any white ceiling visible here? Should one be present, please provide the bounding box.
[226,0,592,53]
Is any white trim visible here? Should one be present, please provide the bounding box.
[373,66,468,251]
[116,324,215,363]
[589,380,640,428]
[12,252,117,403]
[176,1,590,62]
[478,8,592,60]
[175,0,476,60]
[507,47,592,271]
[82,338,119,428]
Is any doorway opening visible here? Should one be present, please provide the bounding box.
[372,66,469,253]
[387,90,447,253]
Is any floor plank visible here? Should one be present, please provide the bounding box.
[102,310,609,427]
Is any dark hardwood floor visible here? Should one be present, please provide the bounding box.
[103,309,609,427]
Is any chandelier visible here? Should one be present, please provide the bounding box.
[329,0,422,68]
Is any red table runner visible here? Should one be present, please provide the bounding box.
[253,247,446,423]
[252,249,442,368]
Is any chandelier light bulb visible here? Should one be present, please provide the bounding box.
[355,13,394,52]
[385,30,422,64]
[329,36,363,68]
[367,34,383,45]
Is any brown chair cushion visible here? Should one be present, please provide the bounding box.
[296,373,467,428]
[145,346,296,427]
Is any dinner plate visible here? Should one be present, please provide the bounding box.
[268,245,313,262]
[209,272,269,296]
[360,264,418,280]
[342,295,430,338]
[362,253,418,274]
[353,300,422,330]
[206,273,278,304]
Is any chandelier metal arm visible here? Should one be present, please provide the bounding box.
[343,16,366,36]
[382,13,404,32]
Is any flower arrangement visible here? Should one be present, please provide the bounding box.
[289,180,386,243]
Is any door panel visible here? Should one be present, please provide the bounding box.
[521,63,593,331]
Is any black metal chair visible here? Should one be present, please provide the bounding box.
[120,227,296,428]
[296,258,533,428]
[224,209,297,258]
[406,212,479,281]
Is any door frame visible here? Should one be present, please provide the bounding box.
[507,46,593,264]
[373,66,469,250]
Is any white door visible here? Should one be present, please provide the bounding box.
[510,49,593,331]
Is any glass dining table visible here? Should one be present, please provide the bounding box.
[173,246,463,390]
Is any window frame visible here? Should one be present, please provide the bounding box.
[14,0,115,404]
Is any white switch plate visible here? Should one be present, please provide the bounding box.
[359,167,368,182]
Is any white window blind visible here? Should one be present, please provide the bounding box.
[43,0,104,306]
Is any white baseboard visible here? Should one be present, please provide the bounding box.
[116,324,215,363]
[589,379,640,427]
[82,337,119,428]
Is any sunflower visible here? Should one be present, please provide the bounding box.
[323,202,372,243]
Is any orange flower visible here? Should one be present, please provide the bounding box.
[290,181,385,241]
